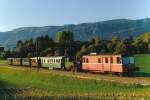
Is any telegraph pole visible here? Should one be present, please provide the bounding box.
[36,40,39,72]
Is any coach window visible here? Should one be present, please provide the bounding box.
[86,58,89,63]
[55,59,56,63]
[117,57,121,64]
[59,59,61,63]
[56,59,57,63]
[98,58,101,63]
[57,59,59,63]
[82,58,85,63]
[110,57,113,63]
[105,58,108,63]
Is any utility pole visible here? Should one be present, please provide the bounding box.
[36,40,40,72]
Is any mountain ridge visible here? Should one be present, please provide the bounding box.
[0,18,150,48]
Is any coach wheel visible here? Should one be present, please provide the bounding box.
[127,71,135,77]
[118,72,123,77]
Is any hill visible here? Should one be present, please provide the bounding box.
[1,18,150,48]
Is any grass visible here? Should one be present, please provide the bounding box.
[0,60,7,65]
[0,64,150,99]
[135,54,150,76]
[0,55,150,99]
[65,61,74,68]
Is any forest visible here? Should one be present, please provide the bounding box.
[1,30,150,60]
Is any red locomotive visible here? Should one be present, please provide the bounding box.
[82,53,138,76]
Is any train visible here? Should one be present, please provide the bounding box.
[7,53,139,76]
[7,56,71,70]
[82,53,139,76]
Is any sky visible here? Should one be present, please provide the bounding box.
[0,0,150,32]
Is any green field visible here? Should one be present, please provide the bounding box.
[0,54,150,99]
[135,54,150,76]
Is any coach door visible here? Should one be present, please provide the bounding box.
[110,57,113,73]
[102,57,111,72]
[102,57,105,72]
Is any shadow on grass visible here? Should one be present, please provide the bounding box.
[2,96,149,100]
[136,72,150,77]
[0,79,22,100]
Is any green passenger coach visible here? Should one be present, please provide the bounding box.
[22,58,31,66]
[40,56,66,69]
[7,58,13,65]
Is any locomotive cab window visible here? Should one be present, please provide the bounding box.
[129,57,135,64]
[105,58,108,63]
[82,57,85,63]
[86,58,89,63]
[117,57,121,64]
[98,58,101,63]
[123,56,135,64]
[110,57,113,63]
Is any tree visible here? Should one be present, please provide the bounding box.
[115,42,126,54]
[76,45,88,57]
[62,30,74,44]
[139,33,150,43]
[27,52,33,58]
[0,52,6,59]
[133,38,149,54]
[107,43,113,53]
[90,38,95,45]
[16,40,25,57]
[55,50,62,56]
[55,30,74,56]
[148,43,150,52]
[44,48,54,56]
[55,32,63,43]
[94,35,101,46]
[112,35,121,45]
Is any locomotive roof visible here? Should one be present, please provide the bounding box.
[83,54,133,57]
